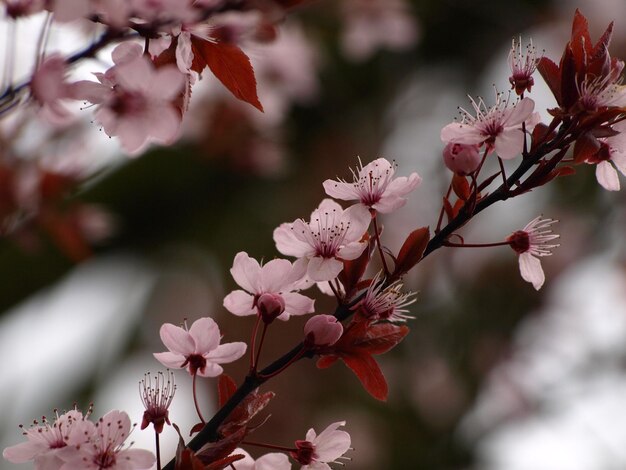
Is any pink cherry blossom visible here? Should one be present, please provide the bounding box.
[30,55,76,124]
[304,314,343,347]
[353,273,416,322]
[230,448,291,470]
[154,317,247,377]
[74,42,186,155]
[58,410,154,470]
[273,199,371,282]
[506,216,559,290]
[291,421,351,470]
[323,157,421,213]
[586,122,626,191]
[440,92,535,160]
[3,408,88,470]
[508,37,538,96]
[223,251,314,322]
[577,73,626,112]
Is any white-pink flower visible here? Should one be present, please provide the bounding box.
[223,251,314,322]
[230,448,291,470]
[30,55,77,124]
[291,421,351,470]
[273,199,371,282]
[506,216,559,290]
[74,42,185,155]
[323,157,421,213]
[3,408,88,470]
[508,37,538,95]
[58,410,154,470]
[588,122,626,191]
[440,93,535,160]
[154,317,247,377]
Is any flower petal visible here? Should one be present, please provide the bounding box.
[205,341,247,365]
[282,292,315,317]
[596,160,620,191]
[189,317,220,354]
[494,128,524,160]
[261,258,295,292]
[223,290,256,316]
[518,252,545,290]
[231,251,262,293]
[322,180,359,201]
[153,351,186,369]
[307,257,343,282]
[160,323,195,355]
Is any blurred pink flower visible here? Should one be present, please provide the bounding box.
[58,410,154,470]
[587,122,626,191]
[223,251,314,322]
[291,421,351,470]
[30,55,76,125]
[74,42,185,155]
[3,409,87,470]
[507,216,559,290]
[230,448,291,470]
[273,199,371,282]
[154,317,247,377]
[323,157,421,213]
[441,93,535,160]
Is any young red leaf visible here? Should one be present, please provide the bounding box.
[560,46,578,109]
[393,226,430,276]
[570,9,592,70]
[341,352,388,401]
[451,173,471,201]
[192,39,263,112]
[339,233,373,296]
[217,374,238,408]
[573,133,601,163]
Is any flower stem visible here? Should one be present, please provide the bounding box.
[241,440,296,452]
[443,240,511,248]
[253,323,269,371]
[249,314,261,372]
[192,373,206,425]
[155,430,161,470]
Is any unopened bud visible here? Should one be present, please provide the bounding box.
[257,293,285,324]
[442,142,481,175]
[304,315,343,347]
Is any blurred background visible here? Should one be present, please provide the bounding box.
[2,0,626,469]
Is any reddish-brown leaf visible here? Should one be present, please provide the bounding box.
[451,174,471,201]
[342,352,388,401]
[192,39,263,112]
[189,422,205,436]
[442,197,454,222]
[573,133,600,163]
[560,46,578,109]
[537,57,562,105]
[339,234,374,296]
[217,374,238,408]
[393,226,430,276]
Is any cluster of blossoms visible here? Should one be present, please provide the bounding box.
[3,407,154,470]
[5,6,626,470]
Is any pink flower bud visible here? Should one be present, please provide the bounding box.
[304,314,343,347]
[257,293,286,324]
[442,142,481,175]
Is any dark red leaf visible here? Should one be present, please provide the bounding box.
[451,173,471,201]
[573,133,600,163]
[342,352,388,401]
[560,46,578,109]
[339,233,373,296]
[393,226,429,276]
[570,9,592,68]
[316,355,339,369]
[442,197,454,222]
[189,422,205,436]
[537,57,562,105]
[192,39,263,112]
[217,374,237,408]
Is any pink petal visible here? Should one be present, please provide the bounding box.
[596,160,620,191]
[116,57,153,92]
[336,240,367,260]
[385,172,421,197]
[231,251,261,293]
[307,257,343,282]
[111,42,143,66]
[197,362,223,378]
[494,128,524,160]
[53,0,90,22]
[313,421,350,461]
[342,204,371,242]
[148,105,181,144]
[149,66,186,101]
[611,152,626,176]
[160,323,195,355]
[519,252,545,290]
[261,258,294,292]
[281,292,315,317]
[189,317,220,354]
[256,453,291,470]
[205,341,247,364]
[440,122,485,145]
[502,97,535,127]
[153,351,186,369]
[322,179,359,201]
[117,448,156,468]
[274,223,313,258]
[373,195,407,214]
[175,32,194,72]
[72,80,109,103]
[2,441,43,463]
[99,410,131,447]
[223,290,256,316]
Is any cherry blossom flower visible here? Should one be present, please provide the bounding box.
[74,42,185,155]
[223,251,314,323]
[323,157,421,214]
[154,317,247,377]
[139,371,176,434]
[3,408,88,470]
[506,216,559,290]
[440,92,535,160]
[273,199,371,282]
[230,448,291,470]
[304,314,343,347]
[291,421,351,470]
[442,142,481,175]
[30,55,76,124]
[353,273,416,322]
[577,73,626,112]
[585,123,626,191]
[58,410,154,470]
[508,37,539,95]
